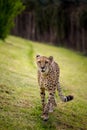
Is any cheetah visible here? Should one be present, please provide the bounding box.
[36,55,73,121]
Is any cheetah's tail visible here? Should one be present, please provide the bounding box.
[57,82,74,102]
[63,95,74,102]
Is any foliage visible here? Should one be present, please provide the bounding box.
[0,0,24,40]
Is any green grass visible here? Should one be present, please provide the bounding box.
[0,36,87,130]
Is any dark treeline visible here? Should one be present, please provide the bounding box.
[11,0,87,54]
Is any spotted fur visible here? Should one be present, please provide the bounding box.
[36,55,73,121]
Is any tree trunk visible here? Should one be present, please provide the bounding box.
[82,28,86,54]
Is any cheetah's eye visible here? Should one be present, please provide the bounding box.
[38,61,41,64]
[45,61,48,64]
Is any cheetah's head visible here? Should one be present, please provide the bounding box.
[36,55,53,74]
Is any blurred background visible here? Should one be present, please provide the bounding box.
[0,0,87,54]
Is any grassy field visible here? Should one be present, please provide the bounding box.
[0,36,87,130]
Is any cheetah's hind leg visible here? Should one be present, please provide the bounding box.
[49,102,57,113]
[49,103,53,113]
[41,114,49,121]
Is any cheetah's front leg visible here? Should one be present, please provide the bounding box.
[43,90,56,121]
[40,88,45,117]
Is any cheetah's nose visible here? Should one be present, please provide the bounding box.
[41,67,45,69]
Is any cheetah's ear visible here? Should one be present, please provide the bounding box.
[36,54,40,59]
[49,56,53,62]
